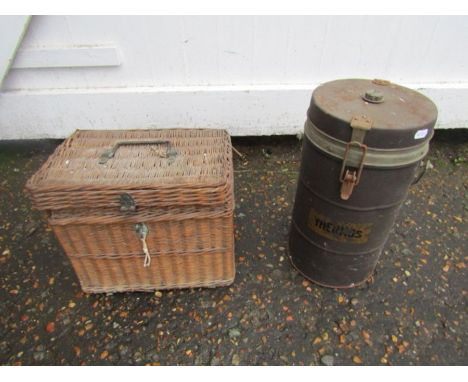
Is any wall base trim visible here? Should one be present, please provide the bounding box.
[0,83,466,139]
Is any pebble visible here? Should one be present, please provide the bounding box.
[133,351,143,363]
[229,328,241,339]
[119,345,129,358]
[226,317,240,329]
[352,355,363,364]
[194,347,211,365]
[0,341,8,352]
[210,356,221,366]
[45,322,55,333]
[348,331,360,341]
[321,355,334,366]
[105,341,118,351]
[350,298,359,306]
[100,350,109,360]
[232,354,241,366]
[270,269,283,280]
[194,356,203,366]
[33,351,46,362]
[151,353,160,362]
[402,249,414,256]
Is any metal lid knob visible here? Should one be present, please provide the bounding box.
[363,89,384,103]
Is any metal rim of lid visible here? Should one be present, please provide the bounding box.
[304,119,431,168]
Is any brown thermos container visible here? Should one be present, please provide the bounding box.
[289,79,438,288]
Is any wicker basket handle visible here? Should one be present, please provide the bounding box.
[99,140,173,164]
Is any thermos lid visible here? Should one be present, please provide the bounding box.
[307,79,438,149]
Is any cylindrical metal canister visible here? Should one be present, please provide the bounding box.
[289,79,438,288]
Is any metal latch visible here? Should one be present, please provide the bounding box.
[340,170,358,201]
[134,223,151,267]
[339,115,372,200]
[372,79,391,86]
[339,142,368,200]
[134,222,149,239]
[120,193,136,212]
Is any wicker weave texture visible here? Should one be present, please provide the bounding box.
[26,129,233,211]
[68,249,235,293]
[51,215,233,257]
[26,128,235,293]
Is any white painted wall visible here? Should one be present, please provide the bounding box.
[0,16,30,85]
[0,15,467,139]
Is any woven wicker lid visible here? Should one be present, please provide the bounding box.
[26,129,233,211]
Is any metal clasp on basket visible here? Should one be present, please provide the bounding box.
[120,193,137,212]
[339,142,367,201]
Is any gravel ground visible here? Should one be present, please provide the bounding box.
[0,130,466,366]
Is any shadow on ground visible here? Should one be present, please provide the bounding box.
[0,130,466,365]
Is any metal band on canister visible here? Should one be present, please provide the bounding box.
[304,119,431,169]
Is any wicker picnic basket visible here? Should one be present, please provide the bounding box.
[25,129,235,293]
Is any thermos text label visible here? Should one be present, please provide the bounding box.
[308,209,373,244]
